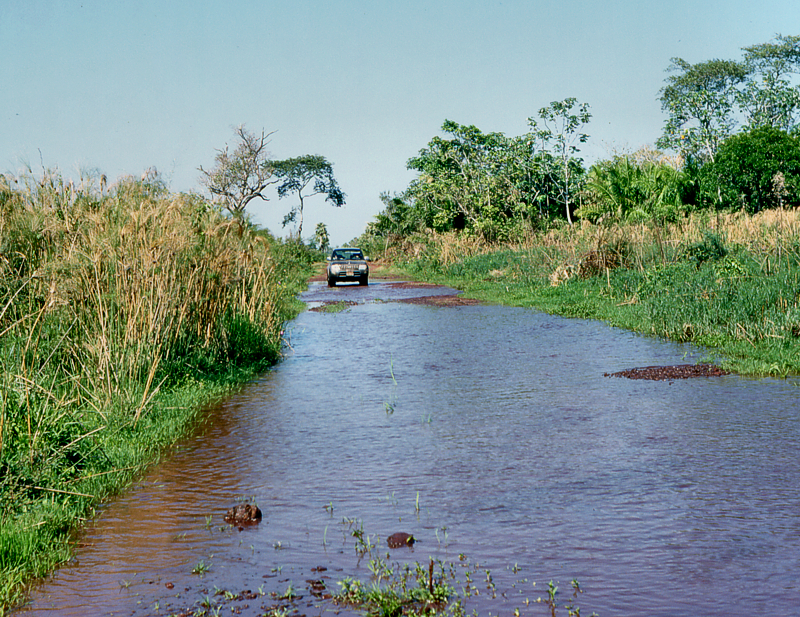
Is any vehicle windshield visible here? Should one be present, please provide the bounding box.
[331,249,364,260]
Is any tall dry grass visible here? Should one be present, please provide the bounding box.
[408,209,800,281]
[1,168,303,611]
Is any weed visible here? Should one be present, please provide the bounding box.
[191,559,210,576]
[383,354,399,414]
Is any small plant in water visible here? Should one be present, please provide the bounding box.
[192,559,211,576]
[383,354,399,414]
[284,583,297,600]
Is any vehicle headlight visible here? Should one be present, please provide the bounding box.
[358,264,367,271]
[331,264,341,274]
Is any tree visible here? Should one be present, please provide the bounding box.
[314,222,330,252]
[369,192,424,238]
[199,125,277,218]
[699,126,800,212]
[273,155,345,239]
[657,58,749,164]
[405,120,516,233]
[739,34,800,132]
[527,98,592,225]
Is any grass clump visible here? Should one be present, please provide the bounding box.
[0,168,312,612]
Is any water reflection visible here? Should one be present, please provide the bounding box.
[19,280,800,616]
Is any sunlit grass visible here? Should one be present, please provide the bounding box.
[0,168,313,612]
[394,210,800,376]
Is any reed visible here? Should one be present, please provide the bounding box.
[0,168,310,612]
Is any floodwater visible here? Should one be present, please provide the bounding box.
[18,280,800,616]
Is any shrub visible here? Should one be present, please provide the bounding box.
[578,153,686,224]
[699,127,800,212]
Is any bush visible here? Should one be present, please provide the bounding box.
[699,127,800,212]
[578,153,686,224]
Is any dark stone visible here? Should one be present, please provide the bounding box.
[224,503,262,525]
[387,532,415,548]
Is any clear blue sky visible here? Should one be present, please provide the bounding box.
[2,0,798,245]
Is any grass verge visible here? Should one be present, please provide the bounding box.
[388,210,800,376]
[0,169,314,613]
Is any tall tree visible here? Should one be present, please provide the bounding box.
[405,120,526,237]
[527,98,592,225]
[199,126,277,218]
[739,34,800,132]
[657,58,748,164]
[274,155,345,239]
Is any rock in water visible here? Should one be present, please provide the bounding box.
[387,532,415,548]
[224,503,262,525]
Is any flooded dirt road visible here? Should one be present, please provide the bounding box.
[18,280,800,616]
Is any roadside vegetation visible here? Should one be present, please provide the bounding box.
[354,34,800,377]
[0,167,314,612]
[360,210,800,376]
[3,32,800,617]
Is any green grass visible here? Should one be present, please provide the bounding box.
[394,215,800,376]
[0,169,313,614]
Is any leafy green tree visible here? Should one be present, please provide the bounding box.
[274,155,345,239]
[405,120,526,238]
[699,126,800,212]
[739,34,800,132]
[369,192,424,237]
[527,98,592,225]
[199,125,277,217]
[657,58,749,164]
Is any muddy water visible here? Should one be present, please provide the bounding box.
[19,280,800,616]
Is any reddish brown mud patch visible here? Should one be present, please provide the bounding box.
[387,532,416,548]
[605,364,730,380]
[398,295,482,307]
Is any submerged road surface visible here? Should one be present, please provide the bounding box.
[19,279,800,616]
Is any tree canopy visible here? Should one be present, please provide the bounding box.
[199,126,277,217]
[699,126,800,212]
[657,58,749,164]
[657,34,800,165]
[372,111,591,242]
[274,155,345,239]
[200,128,344,239]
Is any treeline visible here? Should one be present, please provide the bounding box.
[361,34,800,247]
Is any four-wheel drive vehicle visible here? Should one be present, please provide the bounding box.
[326,248,370,286]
